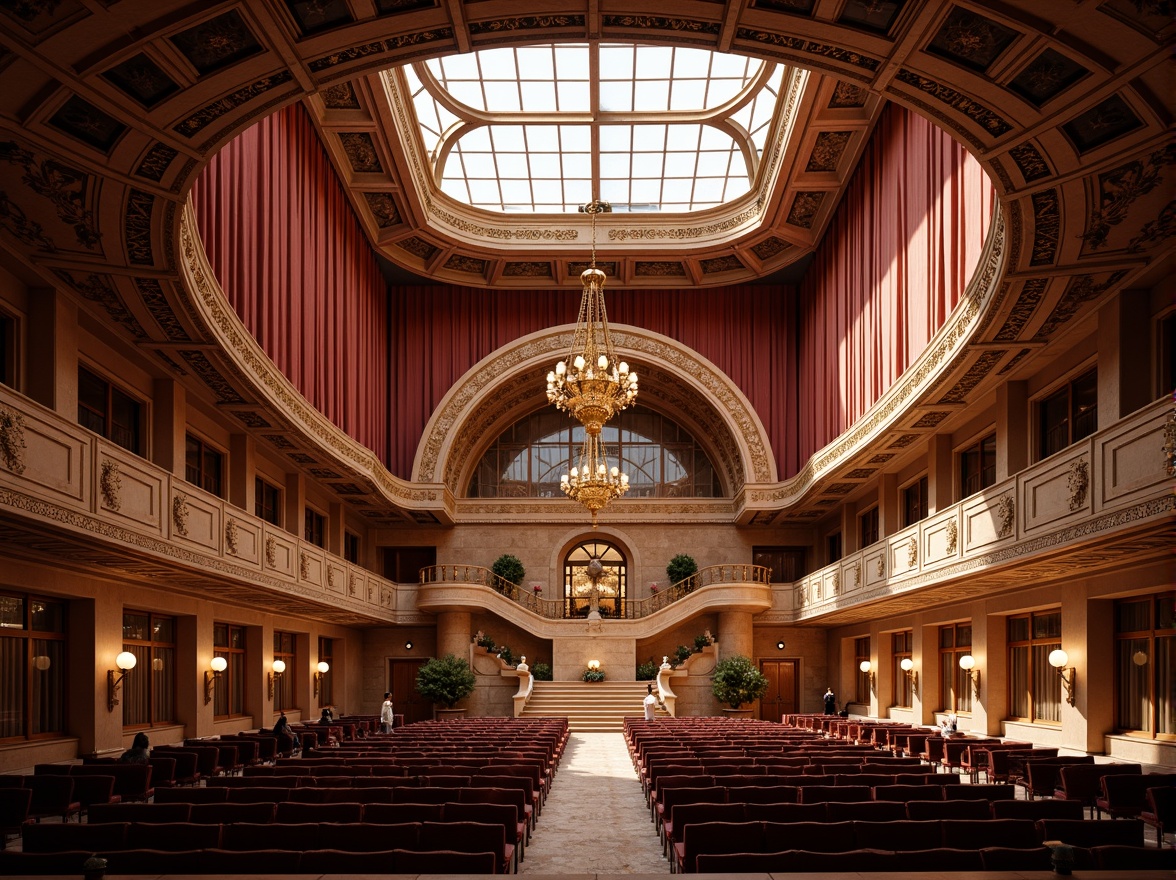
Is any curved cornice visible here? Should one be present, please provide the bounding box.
[413,323,778,492]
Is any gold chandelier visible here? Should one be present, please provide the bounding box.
[547,200,638,526]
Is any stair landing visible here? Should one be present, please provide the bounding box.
[519,680,668,732]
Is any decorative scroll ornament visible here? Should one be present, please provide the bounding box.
[1164,403,1176,478]
[907,537,918,568]
[172,492,189,536]
[996,494,1016,538]
[547,201,636,527]
[853,563,861,587]
[326,566,335,589]
[0,406,27,474]
[349,573,359,597]
[831,570,840,594]
[224,517,239,556]
[264,536,276,568]
[1067,459,1089,511]
[945,519,958,555]
[100,460,121,511]
[876,556,885,578]
[299,551,310,580]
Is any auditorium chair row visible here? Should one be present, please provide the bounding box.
[1,846,497,875]
[21,815,521,872]
[692,844,1176,874]
[670,817,1149,873]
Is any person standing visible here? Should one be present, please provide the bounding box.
[380,691,395,733]
[823,687,837,715]
[643,683,658,721]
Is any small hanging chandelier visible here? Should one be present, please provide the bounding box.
[547,199,637,526]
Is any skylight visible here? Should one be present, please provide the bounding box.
[404,44,785,214]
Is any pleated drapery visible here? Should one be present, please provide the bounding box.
[192,104,390,466]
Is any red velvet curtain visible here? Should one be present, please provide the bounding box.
[388,286,798,480]
[191,104,389,465]
[794,103,996,471]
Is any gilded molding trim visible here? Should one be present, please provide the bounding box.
[1068,459,1089,511]
[100,460,121,511]
[225,517,239,556]
[0,406,27,474]
[997,494,1015,538]
[172,492,189,537]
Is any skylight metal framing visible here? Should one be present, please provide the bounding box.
[404,43,785,214]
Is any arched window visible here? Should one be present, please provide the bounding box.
[564,540,627,619]
[468,405,721,498]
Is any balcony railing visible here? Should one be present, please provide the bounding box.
[419,563,771,620]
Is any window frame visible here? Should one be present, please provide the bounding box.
[1113,591,1175,740]
[959,432,997,499]
[317,637,334,707]
[1035,366,1098,461]
[0,307,17,388]
[77,363,145,456]
[273,630,297,713]
[121,610,176,729]
[184,432,225,498]
[212,623,246,719]
[0,591,67,743]
[901,475,928,528]
[752,546,806,584]
[859,506,879,548]
[304,507,326,548]
[891,630,913,709]
[1006,610,1062,724]
[343,531,360,564]
[255,477,282,527]
[938,622,973,714]
[853,637,870,704]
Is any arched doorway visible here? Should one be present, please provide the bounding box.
[564,540,627,618]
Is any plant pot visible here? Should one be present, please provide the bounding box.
[435,708,467,721]
[722,708,755,718]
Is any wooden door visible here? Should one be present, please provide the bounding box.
[759,659,798,722]
[388,659,430,725]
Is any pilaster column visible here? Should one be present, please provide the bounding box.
[227,433,254,512]
[927,434,953,514]
[718,610,754,660]
[1098,292,1151,426]
[996,381,1028,480]
[877,473,898,540]
[26,287,77,418]
[152,378,186,477]
[437,611,471,659]
[284,471,305,538]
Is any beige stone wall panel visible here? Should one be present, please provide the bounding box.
[1021,448,1091,533]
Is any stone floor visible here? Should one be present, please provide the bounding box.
[520,733,670,874]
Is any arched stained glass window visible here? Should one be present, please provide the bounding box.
[565,540,626,619]
[468,405,721,499]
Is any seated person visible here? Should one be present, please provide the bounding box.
[273,712,300,751]
[118,731,150,764]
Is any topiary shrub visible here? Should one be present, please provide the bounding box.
[666,554,698,590]
[414,654,476,709]
[636,660,659,681]
[491,554,525,588]
[531,662,553,681]
[711,654,770,710]
[673,644,693,666]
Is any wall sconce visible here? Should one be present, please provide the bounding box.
[107,651,137,712]
[313,661,330,698]
[959,653,981,699]
[900,657,919,695]
[776,640,786,651]
[859,660,875,691]
[587,660,600,671]
[268,659,286,700]
[204,656,227,705]
[1048,649,1076,706]
[1132,650,1148,667]
[33,655,51,671]
[404,641,414,651]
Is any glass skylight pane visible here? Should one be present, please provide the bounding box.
[478,48,517,80]
[670,79,706,111]
[529,153,562,177]
[664,152,697,177]
[632,124,668,149]
[432,53,478,80]
[497,153,529,178]
[564,179,591,203]
[436,103,460,131]
[524,125,559,151]
[599,45,634,79]
[631,178,661,204]
[631,152,664,178]
[599,126,631,152]
[600,80,632,112]
[556,81,590,110]
[461,127,492,151]
[490,126,526,151]
[447,81,485,110]
[601,179,630,202]
[521,81,557,111]
[635,46,673,79]
[662,178,692,203]
[699,125,732,149]
[500,179,531,202]
[634,80,670,111]
[439,177,469,201]
[672,48,711,80]
[467,179,501,203]
[693,177,726,202]
[484,81,521,111]
[600,154,631,178]
[706,78,745,107]
[516,46,554,79]
[563,153,591,178]
[554,45,589,79]
[697,150,733,176]
[711,52,757,79]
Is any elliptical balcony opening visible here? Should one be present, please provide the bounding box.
[403,43,786,214]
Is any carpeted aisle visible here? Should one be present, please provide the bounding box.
[519,732,669,874]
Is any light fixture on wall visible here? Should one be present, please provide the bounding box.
[204,656,227,705]
[900,657,919,696]
[107,651,137,712]
[405,641,414,651]
[33,654,51,671]
[958,653,981,699]
[547,200,637,527]
[859,660,875,691]
[1048,649,1076,706]
[313,661,330,698]
[1132,650,1148,666]
[776,640,786,651]
[268,659,286,700]
[587,660,601,671]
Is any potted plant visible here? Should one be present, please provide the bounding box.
[491,554,525,592]
[582,661,605,682]
[496,645,515,666]
[667,554,698,591]
[414,653,476,718]
[672,644,693,666]
[694,632,712,652]
[711,654,769,714]
[636,660,659,681]
[475,632,496,652]
[531,662,553,681]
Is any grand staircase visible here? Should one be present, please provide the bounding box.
[519,680,669,732]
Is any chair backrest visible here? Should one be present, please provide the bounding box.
[20,821,126,853]
[852,819,941,851]
[873,784,943,802]
[363,802,443,823]
[743,802,828,822]
[798,784,872,804]
[190,801,275,824]
[824,800,906,822]
[275,801,363,823]
[990,798,1083,820]
[764,820,854,853]
[941,818,1040,849]
[390,848,496,874]
[907,799,990,821]
[1038,818,1145,848]
[125,821,222,851]
[681,821,766,873]
[90,800,190,825]
[418,820,504,860]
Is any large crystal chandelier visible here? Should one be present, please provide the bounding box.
[547,200,638,526]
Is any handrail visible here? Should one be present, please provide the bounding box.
[419,563,771,620]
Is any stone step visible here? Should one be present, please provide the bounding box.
[519,681,668,732]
